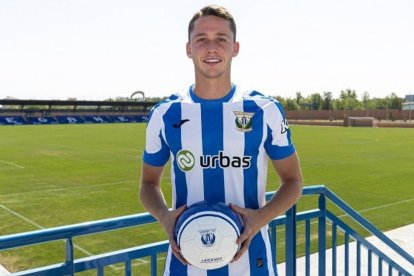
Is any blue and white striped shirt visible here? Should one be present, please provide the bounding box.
[143,85,295,276]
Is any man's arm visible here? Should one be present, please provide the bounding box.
[139,163,187,264]
[231,152,303,261]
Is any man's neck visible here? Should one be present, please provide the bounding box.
[192,77,232,100]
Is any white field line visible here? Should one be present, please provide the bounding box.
[290,196,414,231]
[112,256,165,270]
[0,202,149,268]
[0,203,94,257]
[354,197,414,214]
[0,160,25,169]
[45,144,140,159]
[0,180,136,198]
[0,203,44,230]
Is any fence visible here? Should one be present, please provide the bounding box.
[285,109,413,121]
[0,185,412,275]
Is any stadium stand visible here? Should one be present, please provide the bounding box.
[0,99,155,125]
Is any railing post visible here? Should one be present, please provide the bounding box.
[270,225,277,264]
[65,238,74,276]
[285,204,297,276]
[318,194,326,276]
[151,254,157,276]
[332,223,337,276]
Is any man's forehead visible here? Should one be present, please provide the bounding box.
[191,16,233,39]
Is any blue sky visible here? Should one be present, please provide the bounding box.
[0,0,413,100]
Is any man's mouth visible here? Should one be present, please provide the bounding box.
[203,58,222,64]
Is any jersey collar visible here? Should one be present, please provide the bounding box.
[189,84,236,103]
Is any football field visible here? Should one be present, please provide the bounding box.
[0,123,413,273]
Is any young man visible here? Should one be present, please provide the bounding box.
[140,5,303,276]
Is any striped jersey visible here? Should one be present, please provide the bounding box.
[143,85,295,276]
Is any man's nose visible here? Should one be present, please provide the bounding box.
[206,40,219,52]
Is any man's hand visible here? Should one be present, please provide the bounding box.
[158,205,188,264]
[229,204,266,262]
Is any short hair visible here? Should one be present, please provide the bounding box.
[188,5,237,42]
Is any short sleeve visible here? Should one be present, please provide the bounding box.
[142,108,170,166]
[263,100,296,160]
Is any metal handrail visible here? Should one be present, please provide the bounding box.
[0,185,412,275]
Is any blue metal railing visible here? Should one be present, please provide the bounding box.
[0,185,413,275]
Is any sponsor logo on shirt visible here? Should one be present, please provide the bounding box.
[176,150,195,171]
[200,151,251,169]
[176,150,251,172]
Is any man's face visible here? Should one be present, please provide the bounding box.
[186,15,239,80]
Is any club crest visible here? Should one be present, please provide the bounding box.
[233,111,254,132]
[199,229,216,247]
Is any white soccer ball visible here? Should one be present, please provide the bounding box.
[175,201,243,270]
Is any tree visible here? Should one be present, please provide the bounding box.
[285,98,300,110]
[321,92,333,110]
[388,93,403,110]
[308,93,322,110]
[372,98,389,109]
[339,89,359,110]
[295,92,303,105]
[361,92,370,107]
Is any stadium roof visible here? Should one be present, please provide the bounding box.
[0,99,155,107]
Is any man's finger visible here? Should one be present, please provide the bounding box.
[229,203,244,215]
[175,204,187,215]
[236,227,250,245]
[233,238,251,262]
[170,238,180,252]
[170,238,188,265]
[172,248,188,265]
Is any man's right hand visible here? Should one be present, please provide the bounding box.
[159,204,188,265]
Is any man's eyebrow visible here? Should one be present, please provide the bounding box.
[192,33,206,39]
[192,32,231,39]
[216,32,231,38]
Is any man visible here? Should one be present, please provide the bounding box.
[140,5,303,276]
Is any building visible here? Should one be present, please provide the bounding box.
[402,94,414,110]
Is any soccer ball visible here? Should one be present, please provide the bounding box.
[174,201,243,270]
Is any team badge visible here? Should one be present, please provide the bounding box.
[233,111,254,132]
[199,229,216,247]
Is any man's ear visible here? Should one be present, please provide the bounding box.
[233,41,240,57]
[186,42,192,58]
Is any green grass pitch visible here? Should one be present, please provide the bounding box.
[0,123,413,273]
